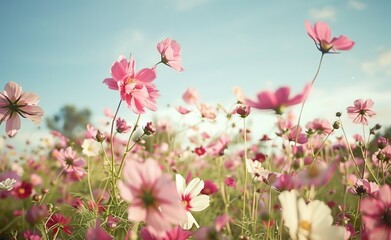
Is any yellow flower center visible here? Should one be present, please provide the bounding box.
[299,220,312,231]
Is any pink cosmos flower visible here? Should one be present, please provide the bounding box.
[157,38,184,72]
[118,159,186,236]
[347,99,376,125]
[305,20,355,53]
[103,55,160,114]
[46,213,72,236]
[360,184,391,240]
[116,117,131,133]
[0,81,44,137]
[182,88,198,105]
[140,226,191,240]
[245,83,311,115]
[86,221,113,240]
[306,118,333,135]
[24,230,42,240]
[56,147,86,178]
[347,178,379,197]
[176,106,192,115]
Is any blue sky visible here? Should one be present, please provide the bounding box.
[1,0,390,145]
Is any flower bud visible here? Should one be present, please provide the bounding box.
[336,112,342,117]
[143,122,156,136]
[333,121,340,129]
[235,105,251,118]
[95,130,106,143]
[377,137,388,150]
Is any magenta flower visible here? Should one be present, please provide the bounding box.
[56,147,86,178]
[118,159,186,236]
[157,38,184,72]
[103,56,160,114]
[360,184,391,240]
[86,221,113,240]
[0,81,44,137]
[116,117,131,133]
[245,83,311,115]
[305,20,355,53]
[347,99,376,125]
[140,226,191,240]
[46,213,72,236]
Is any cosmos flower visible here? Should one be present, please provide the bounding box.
[305,20,355,53]
[46,213,72,236]
[245,83,311,115]
[157,38,184,72]
[56,146,86,178]
[278,190,345,240]
[118,159,186,236]
[0,81,44,137]
[103,55,159,114]
[175,174,210,229]
[347,99,375,125]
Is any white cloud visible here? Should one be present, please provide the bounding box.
[361,49,391,77]
[173,0,209,11]
[309,7,336,21]
[348,0,366,10]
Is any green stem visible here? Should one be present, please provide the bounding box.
[241,118,249,235]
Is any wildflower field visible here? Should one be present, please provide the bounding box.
[0,18,390,240]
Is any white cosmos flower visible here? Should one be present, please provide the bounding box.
[81,139,102,157]
[246,159,269,182]
[278,190,345,240]
[0,178,17,191]
[175,174,210,230]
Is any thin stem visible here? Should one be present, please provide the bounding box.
[87,156,95,203]
[110,100,123,176]
[295,53,324,144]
[241,117,249,235]
[338,118,362,176]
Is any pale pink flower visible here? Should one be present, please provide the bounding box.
[118,159,186,236]
[157,38,184,72]
[305,20,355,53]
[306,118,333,135]
[176,106,192,115]
[56,147,86,178]
[207,134,230,156]
[0,81,44,137]
[198,103,216,119]
[347,178,379,196]
[233,86,245,103]
[182,88,198,105]
[140,226,191,240]
[294,161,336,187]
[245,83,311,115]
[86,221,113,240]
[103,55,160,114]
[176,174,210,229]
[360,184,391,240]
[347,99,375,125]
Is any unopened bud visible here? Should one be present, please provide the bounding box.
[143,122,156,136]
[333,121,340,129]
[336,112,342,117]
[95,130,106,143]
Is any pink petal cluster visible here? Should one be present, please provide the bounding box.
[103,56,159,114]
[347,99,376,125]
[305,20,355,53]
[157,38,184,72]
[360,184,391,240]
[245,83,311,115]
[56,147,86,178]
[0,81,44,137]
[118,159,186,236]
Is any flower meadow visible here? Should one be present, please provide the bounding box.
[0,21,390,240]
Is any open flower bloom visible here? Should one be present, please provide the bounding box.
[245,83,311,115]
[56,147,86,178]
[175,174,210,229]
[360,184,391,240]
[246,159,269,182]
[0,81,44,137]
[347,99,375,125]
[103,56,160,114]
[278,190,345,240]
[118,159,186,236]
[157,38,184,72]
[305,20,355,53]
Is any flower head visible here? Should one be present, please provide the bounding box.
[118,159,186,236]
[305,20,355,53]
[157,38,184,72]
[278,190,345,240]
[46,213,72,236]
[175,174,210,229]
[0,178,17,191]
[245,83,311,115]
[360,184,391,240]
[0,81,44,137]
[347,99,375,125]
[116,117,131,133]
[82,139,102,157]
[103,56,160,114]
[56,146,86,177]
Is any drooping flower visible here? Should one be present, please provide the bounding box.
[305,20,355,53]
[116,117,131,133]
[347,99,376,125]
[46,213,72,236]
[175,174,210,229]
[118,159,186,236]
[0,81,44,137]
[56,146,86,178]
[157,38,184,72]
[278,190,345,240]
[360,184,391,240]
[245,83,311,115]
[103,55,160,114]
